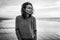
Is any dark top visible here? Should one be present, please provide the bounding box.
[15,15,37,40]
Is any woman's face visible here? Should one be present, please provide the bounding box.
[25,5,33,14]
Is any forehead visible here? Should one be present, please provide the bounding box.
[26,5,32,8]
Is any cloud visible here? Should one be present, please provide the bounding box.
[0,0,19,8]
[0,0,60,18]
[0,5,21,18]
[33,0,60,9]
[0,0,60,9]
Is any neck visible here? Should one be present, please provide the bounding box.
[22,12,32,19]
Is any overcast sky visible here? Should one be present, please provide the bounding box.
[0,0,60,18]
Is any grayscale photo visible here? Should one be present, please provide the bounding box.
[0,0,60,40]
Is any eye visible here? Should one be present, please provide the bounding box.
[28,7,32,9]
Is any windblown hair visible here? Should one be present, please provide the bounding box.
[21,2,33,19]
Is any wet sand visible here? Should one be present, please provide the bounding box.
[0,19,60,40]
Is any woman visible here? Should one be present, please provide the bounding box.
[15,2,37,40]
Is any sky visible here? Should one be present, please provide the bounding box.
[0,0,60,18]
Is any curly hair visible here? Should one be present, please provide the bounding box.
[21,2,33,18]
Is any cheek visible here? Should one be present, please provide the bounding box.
[26,9,30,11]
[26,8,32,11]
[27,9,33,12]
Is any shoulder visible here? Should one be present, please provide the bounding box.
[31,16,36,20]
[16,15,22,22]
[16,15,22,19]
[16,15,21,18]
